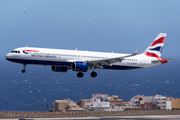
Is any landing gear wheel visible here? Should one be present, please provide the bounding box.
[91,72,97,77]
[22,64,27,73]
[77,72,84,78]
[22,69,26,73]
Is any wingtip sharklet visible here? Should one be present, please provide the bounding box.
[133,45,141,55]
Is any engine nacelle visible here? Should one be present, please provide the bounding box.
[51,66,68,72]
[72,61,88,72]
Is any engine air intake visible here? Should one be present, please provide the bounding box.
[72,61,88,72]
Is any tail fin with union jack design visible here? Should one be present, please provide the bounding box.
[143,33,166,59]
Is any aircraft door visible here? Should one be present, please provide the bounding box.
[106,55,111,59]
[77,52,81,60]
[23,48,31,58]
[77,55,80,59]
[141,56,145,65]
[25,53,30,58]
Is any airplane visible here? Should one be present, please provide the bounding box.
[5,33,173,78]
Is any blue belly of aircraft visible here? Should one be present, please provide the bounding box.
[102,65,142,70]
[6,58,72,66]
[6,58,142,70]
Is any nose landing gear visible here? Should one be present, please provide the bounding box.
[22,64,27,73]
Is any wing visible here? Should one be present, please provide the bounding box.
[87,46,141,69]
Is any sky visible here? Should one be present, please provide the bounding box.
[0,0,180,57]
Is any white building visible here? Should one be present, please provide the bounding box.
[155,95,167,110]
[92,102,110,107]
[92,102,110,111]
[166,99,171,110]
[140,96,157,105]
[129,95,144,107]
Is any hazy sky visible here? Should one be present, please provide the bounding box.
[1,0,180,57]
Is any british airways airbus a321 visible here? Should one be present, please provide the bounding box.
[5,33,173,78]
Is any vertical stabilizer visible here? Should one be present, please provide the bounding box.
[143,33,167,59]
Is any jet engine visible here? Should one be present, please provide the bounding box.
[51,66,68,72]
[72,61,88,72]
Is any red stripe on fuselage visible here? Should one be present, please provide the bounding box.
[23,50,39,52]
[150,37,165,46]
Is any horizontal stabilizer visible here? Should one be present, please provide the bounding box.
[152,58,175,64]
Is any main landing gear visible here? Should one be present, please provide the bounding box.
[90,67,97,77]
[77,71,97,78]
[22,64,27,73]
[77,72,84,78]
[91,71,97,77]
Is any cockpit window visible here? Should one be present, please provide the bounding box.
[11,51,20,53]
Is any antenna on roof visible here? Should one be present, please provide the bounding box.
[75,48,78,50]
[26,45,28,48]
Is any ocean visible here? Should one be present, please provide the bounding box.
[0,55,179,111]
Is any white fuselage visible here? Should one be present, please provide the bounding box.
[5,33,170,77]
[5,47,161,71]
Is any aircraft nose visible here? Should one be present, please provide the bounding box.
[5,53,12,60]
